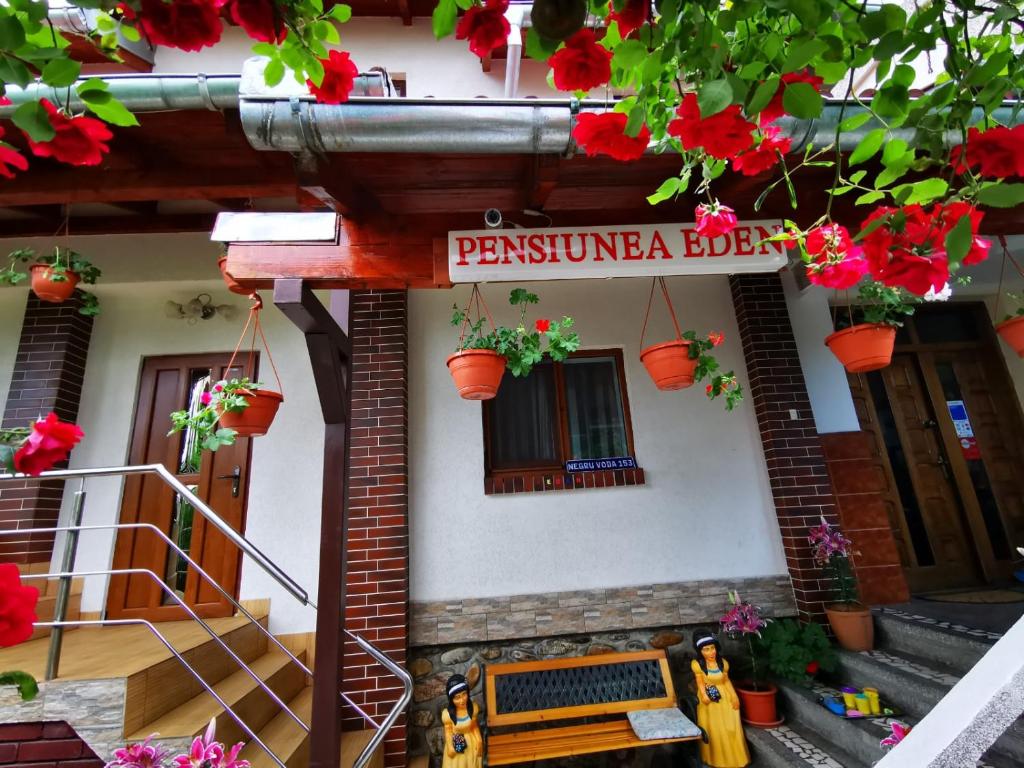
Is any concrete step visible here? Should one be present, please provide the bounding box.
[746,722,868,768]
[874,608,996,675]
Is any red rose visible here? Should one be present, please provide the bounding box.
[705,384,713,394]
[708,331,724,347]
[606,0,648,36]
[307,50,359,104]
[805,660,820,676]
[667,93,755,160]
[139,0,224,51]
[0,126,28,179]
[804,224,868,290]
[535,318,551,333]
[548,29,612,92]
[0,564,39,648]
[114,2,136,20]
[732,125,792,176]
[0,96,10,106]
[950,125,1024,179]
[572,112,650,161]
[13,413,85,477]
[226,0,286,43]
[25,99,112,167]
[861,206,950,296]
[759,70,825,126]
[455,0,510,59]
[694,202,738,238]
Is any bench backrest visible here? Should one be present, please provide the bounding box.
[484,650,678,727]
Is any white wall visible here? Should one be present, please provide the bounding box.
[408,277,787,602]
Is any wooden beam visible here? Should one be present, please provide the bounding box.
[0,213,220,237]
[523,155,560,210]
[398,0,413,25]
[271,280,352,367]
[294,154,381,221]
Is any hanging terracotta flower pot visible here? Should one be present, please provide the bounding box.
[736,683,781,727]
[218,255,251,296]
[447,349,507,400]
[640,340,697,390]
[30,264,79,303]
[995,316,1024,357]
[217,388,284,437]
[825,323,896,373]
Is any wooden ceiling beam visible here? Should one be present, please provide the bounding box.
[0,213,219,237]
[294,153,382,221]
[523,155,561,211]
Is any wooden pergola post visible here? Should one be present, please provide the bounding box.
[273,279,353,768]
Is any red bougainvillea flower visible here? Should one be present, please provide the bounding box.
[138,0,225,51]
[307,50,359,104]
[226,0,286,43]
[0,563,39,648]
[0,126,28,179]
[694,201,738,239]
[535,318,551,333]
[606,0,648,36]
[732,125,792,176]
[455,0,510,59]
[12,413,84,477]
[667,93,755,160]
[804,223,868,290]
[548,29,612,92]
[759,70,825,126]
[805,660,820,676]
[708,331,724,347]
[572,111,650,161]
[25,100,112,167]
[950,125,1024,179]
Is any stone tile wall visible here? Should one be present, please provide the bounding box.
[410,574,796,646]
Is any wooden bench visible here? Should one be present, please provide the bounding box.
[483,650,701,766]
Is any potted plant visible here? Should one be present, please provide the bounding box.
[169,376,283,451]
[448,286,579,400]
[719,591,780,727]
[994,293,1024,357]
[0,247,102,315]
[753,618,837,687]
[825,283,917,373]
[809,517,874,651]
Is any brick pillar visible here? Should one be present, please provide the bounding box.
[343,290,409,768]
[730,273,841,623]
[0,294,93,564]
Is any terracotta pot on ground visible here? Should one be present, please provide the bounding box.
[736,682,780,727]
[218,256,252,296]
[639,340,697,390]
[217,389,283,437]
[447,349,506,400]
[995,316,1024,357]
[825,323,896,373]
[30,264,79,304]
[825,603,875,652]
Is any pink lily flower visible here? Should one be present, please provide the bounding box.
[880,720,911,749]
[174,720,223,768]
[212,742,249,768]
[105,734,169,768]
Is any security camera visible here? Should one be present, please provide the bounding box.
[484,209,503,229]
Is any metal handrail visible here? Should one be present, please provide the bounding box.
[39,618,287,768]
[0,464,314,609]
[344,630,414,768]
[22,568,309,734]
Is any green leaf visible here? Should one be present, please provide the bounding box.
[849,127,885,165]
[524,29,559,61]
[873,30,906,61]
[697,78,734,118]
[855,190,886,205]
[0,55,31,88]
[11,101,54,142]
[41,58,81,88]
[738,61,767,80]
[944,213,973,267]
[315,20,340,44]
[0,671,39,701]
[120,24,140,42]
[880,138,910,167]
[76,77,109,95]
[0,15,26,51]
[814,60,848,85]
[781,81,822,119]
[976,183,1024,208]
[875,164,909,188]
[329,3,352,22]
[431,0,457,40]
[894,177,947,205]
[839,112,872,132]
[80,90,139,127]
[613,39,646,70]
[264,57,285,87]
[781,39,827,74]
[647,177,680,205]
[746,76,779,117]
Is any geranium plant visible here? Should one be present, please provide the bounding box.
[168,377,262,452]
[753,618,837,686]
[686,331,743,410]
[451,288,580,377]
[719,590,770,688]
[809,516,859,606]
[0,412,85,477]
[0,247,102,316]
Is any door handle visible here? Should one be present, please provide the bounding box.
[922,418,938,428]
[217,465,241,497]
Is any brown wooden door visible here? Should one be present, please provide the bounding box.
[107,353,254,621]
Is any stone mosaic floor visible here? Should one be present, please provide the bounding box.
[880,604,1014,640]
[761,725,845,767]
[860,649,961,686]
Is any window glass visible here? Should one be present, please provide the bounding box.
[488,363,559,469]
[563,357,629,459]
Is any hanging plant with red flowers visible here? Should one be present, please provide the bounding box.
[0,563,41,701]
[0,412,85,477]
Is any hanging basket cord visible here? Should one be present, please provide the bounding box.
[457,283,497,348]
[639,276,684,350]
[225,292,284,396]
[994,235,1024,323]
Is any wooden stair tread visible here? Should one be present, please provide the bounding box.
[239,687,313,768]
[128,652,300,741]
[340,729,378,768]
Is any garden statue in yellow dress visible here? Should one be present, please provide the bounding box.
[441,674,483,768]
[691,630,750,768]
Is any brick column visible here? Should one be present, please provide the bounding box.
[343,290,409,768]
[730,273,841,623]
[0,294,93,564]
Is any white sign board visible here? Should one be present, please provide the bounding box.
[448,220,788,283]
